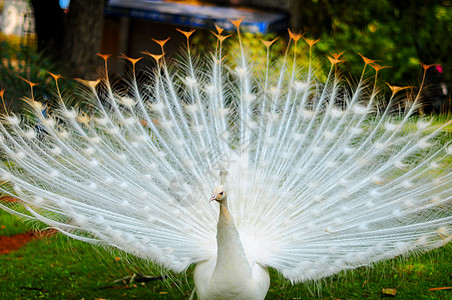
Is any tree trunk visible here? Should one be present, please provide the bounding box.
[61,0,107,79]
[30,0,64,59]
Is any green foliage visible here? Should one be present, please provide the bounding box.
[0,38,72,114]
[313,20,419,85]
[293,0,452,88]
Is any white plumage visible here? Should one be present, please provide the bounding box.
[0,22,451,299]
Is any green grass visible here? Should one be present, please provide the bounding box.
[0,205,47,236]
[0,219,183,299]
[0,212,450,299]
[0,209,33,236]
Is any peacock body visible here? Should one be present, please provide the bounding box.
[0,23,451,299]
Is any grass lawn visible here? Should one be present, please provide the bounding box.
[0,212,450,299]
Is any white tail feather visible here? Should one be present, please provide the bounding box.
[0,26,451,294]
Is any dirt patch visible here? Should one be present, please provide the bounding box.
[0,231,36,255]
[1,196,56,254]
[0,195,32,255]
[0,229,57,255]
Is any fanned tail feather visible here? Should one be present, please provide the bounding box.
[0,28,450,284]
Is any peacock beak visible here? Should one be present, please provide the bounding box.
[209,194,217,202]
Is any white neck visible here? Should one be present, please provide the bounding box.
[212,200,251,279]
[193,198,270,300]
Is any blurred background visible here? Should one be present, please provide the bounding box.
[0,0,451,113]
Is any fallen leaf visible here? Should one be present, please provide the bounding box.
[382,288,397,296]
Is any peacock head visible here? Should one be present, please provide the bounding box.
[210,185,227,203]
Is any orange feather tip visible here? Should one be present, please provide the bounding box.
[287,29,302,42]
[327,56,344,65]
[260,37,279,48]
[229,17,245,28]
[214,24,224,35]
[211,32,231,43]
[141,51,165,63]
[386,83,413,96]
[47,72,63,81]
[421,63,435,71]
[358,53,376,65]
[0,89,4,97]
[330,51,345,60]
[75,78,101,89]
[152,37,171,48]
[97,53,112,61]
[302,36,320,47]
[18,77,38,88]
[119,53,143,65]
[370,64,390,72]
[176,28,196,39]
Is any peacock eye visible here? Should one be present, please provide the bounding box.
[219,191,223,195]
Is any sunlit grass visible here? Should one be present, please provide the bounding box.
[0,210,450,299]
